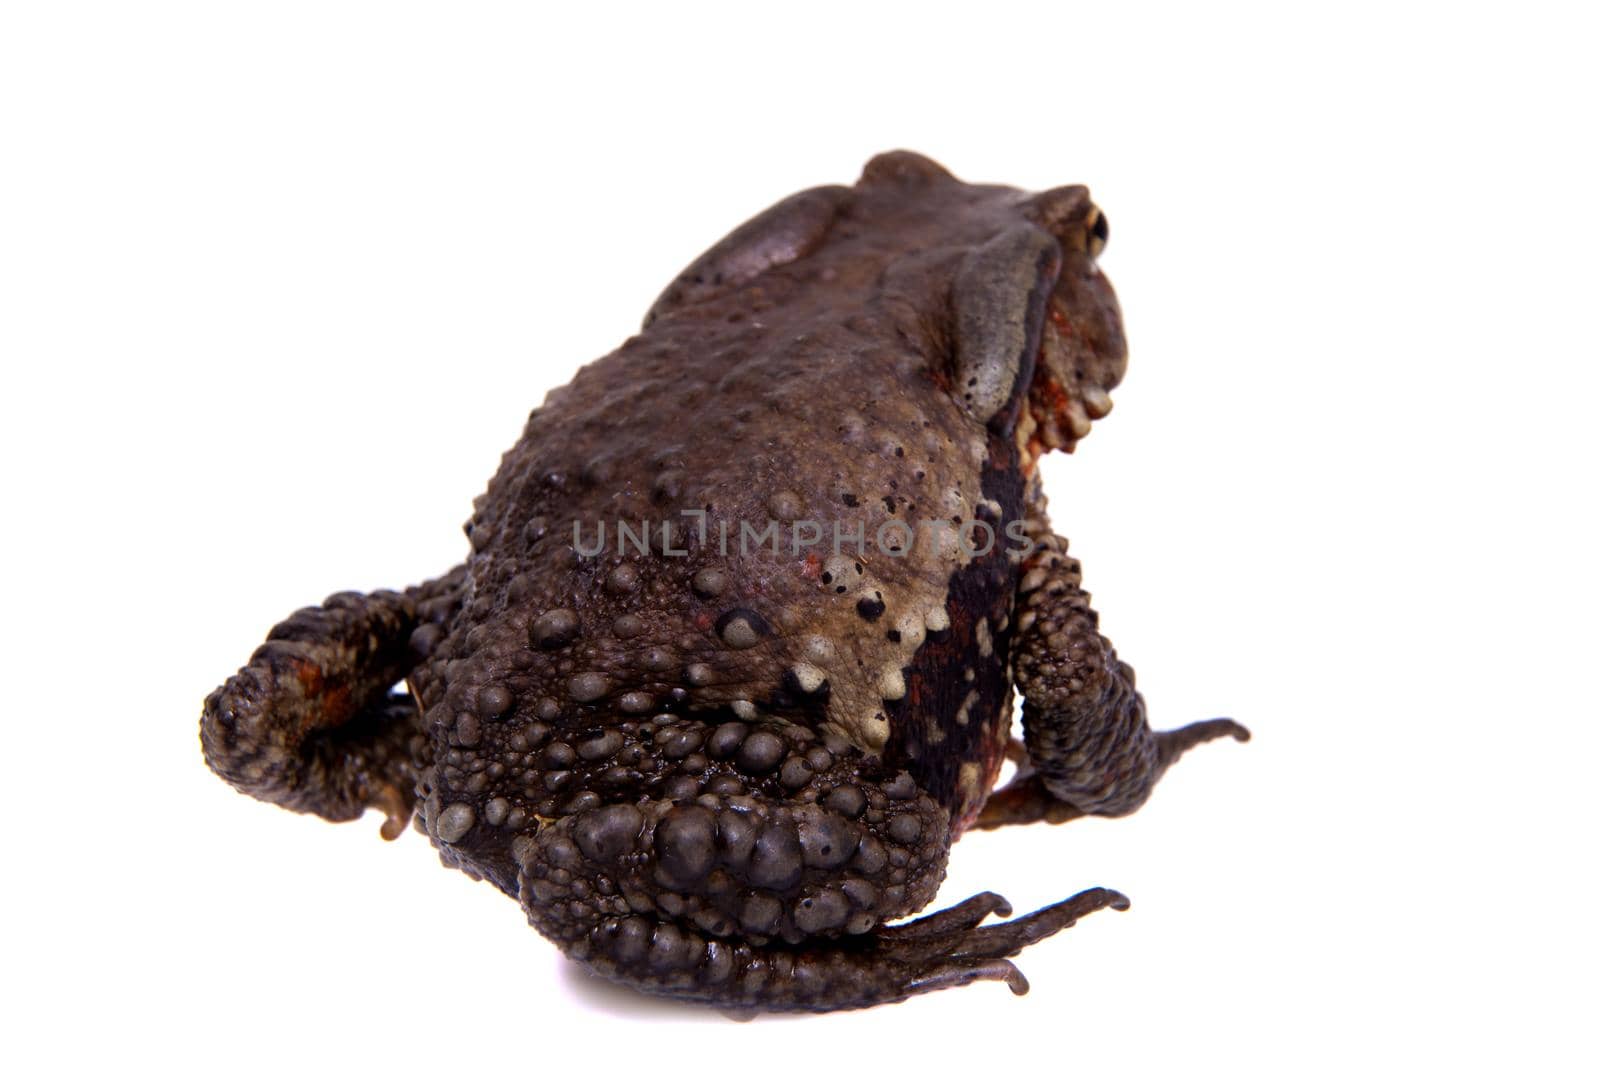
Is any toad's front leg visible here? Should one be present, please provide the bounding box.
[200,567,466,839]
[515,744,1127,1012]
[980,513,1247,830]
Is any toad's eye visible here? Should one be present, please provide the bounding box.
[1087,208,1109,258]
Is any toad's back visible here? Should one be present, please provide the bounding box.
[416,173,1028,832]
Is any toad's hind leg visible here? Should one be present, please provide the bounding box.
[990,519,1248,825]
[200,566,466,839]
[515,752,1126,1011]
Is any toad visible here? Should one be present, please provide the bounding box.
[201,150,1247,1012]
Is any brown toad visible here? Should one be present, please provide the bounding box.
[201,150,1247,1012]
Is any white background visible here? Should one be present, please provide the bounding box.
[3,3,1596,1064]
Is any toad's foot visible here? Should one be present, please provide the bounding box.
[200,567,466,836]
[883,888,1129,998]
[975,718,1249,831]
[971,775,1086,830]
[1010,514,1249,818]
[517,771,1127,1011]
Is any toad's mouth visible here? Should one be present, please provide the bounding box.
[1016,342,1118,471]
[1021,363,1115,457]
[1016,269,1127,469]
